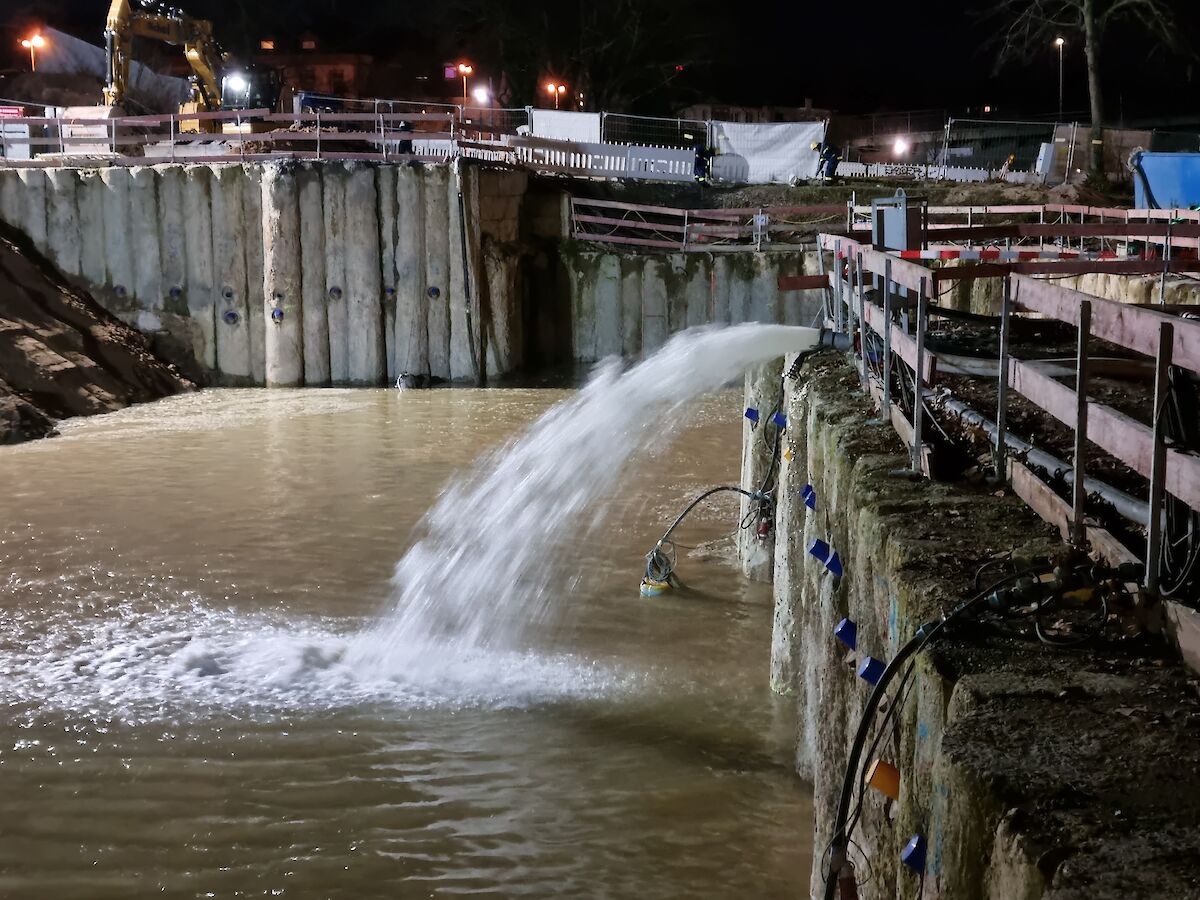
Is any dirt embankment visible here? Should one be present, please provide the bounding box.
[0,224,193,444]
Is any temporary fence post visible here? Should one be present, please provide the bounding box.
[856,251,868,391]
[912,276,929,475]
[996,276,1012,478]
[1039,207,1045,251]
[882,258,893,414]
[682,209,689,252]
[1159,220,1172,304]
[834,239,844,332]
[316,110,321,159]
[816,241,828,320]
[1146,321,1174,592]
[1071,300,1092,546]
[169,114,176,162]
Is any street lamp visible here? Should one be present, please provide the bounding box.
[1054,37,1065,120]
[20,33,45,72]
[457,63,473,102]
[471,86,491,106]
[545,82,566,109]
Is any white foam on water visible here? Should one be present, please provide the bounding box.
[0,593,647,723]
[349,324,816,678]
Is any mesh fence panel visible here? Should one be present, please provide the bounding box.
[458,107,528,138]
[601,113,707,150]
[944,119,1060,172]
[1150,130,1200,153]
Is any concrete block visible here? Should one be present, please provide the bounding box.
[376,163,398,380]
[155,165,187,312]
[99,167,134,299]
[685,256,710,329]
[241,164,266,383]
[424,165,451,380]
[182,166,216,369]
[666,253,688,333]
[0,168,20,227]
[344,164,384,385]
[570,253,598,363]
[297,164,329,385]
[45,168,81,276]
[394,164,428,377]
[483,245,520,378]
[322,162,349,384]
[642,257,668,354]
[77,171,107,289]
[620,256,642,358]
[447,164,476,382]
[208,164,252,379]
[129,166,163,308]
[16,168,48,253]
[595,253,622,358]
[261,162,304,387]
[711,255,732,325]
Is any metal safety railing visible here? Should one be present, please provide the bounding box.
[815,229,1200,597]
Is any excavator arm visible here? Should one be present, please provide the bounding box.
[102,0,225,112]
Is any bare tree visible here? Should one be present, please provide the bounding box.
[990,0,1180,173]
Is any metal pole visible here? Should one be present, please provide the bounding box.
[882,258,893,414]
[834,239,844,332]
[912,277,928,475]
[316,110,321,159]
[169,114,176,163]
[1159,220,1172,305]
[1058,44,1064,121]
[1071,301,1091,545]
[1146,321,1174,592]
[856,251,868,391]
[681,209,689,252]
[996,276,1012,477]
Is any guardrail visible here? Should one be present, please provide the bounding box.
[815,230,1200,598]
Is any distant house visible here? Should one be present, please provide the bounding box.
[677,100,830,124]
[253,36,372,99]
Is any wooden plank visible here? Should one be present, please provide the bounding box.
[570,231,681,250]
[1011,273,1200,375]
[930,222,1200,241]
[573,213,687,234]
[1008,357,1200,510]
[862,301,937,383]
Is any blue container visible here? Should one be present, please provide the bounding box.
[901,834,927,874]
[834,617,857,650]
[1133,152,1200,209]
[744,407,760,423]
[858,656,886,685]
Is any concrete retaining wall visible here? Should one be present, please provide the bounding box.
[769,357,1200,899]
[0,161,530,386]
[562,249,826,363]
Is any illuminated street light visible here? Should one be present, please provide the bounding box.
[471,86,491,105]
[457,62,473,102]
[20,33,46,72]
[893,137,909,157]
[1054,37,1065,120]
[545,82,567,109]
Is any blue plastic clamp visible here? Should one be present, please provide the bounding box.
[744,407,760,423]
[771,411,787,429]
[901,835,927,874]
[834,617,857,650]
[858,656,886,685]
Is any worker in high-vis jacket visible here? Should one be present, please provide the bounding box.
[811,140,840,181]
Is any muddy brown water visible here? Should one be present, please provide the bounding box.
[0,388,811,899]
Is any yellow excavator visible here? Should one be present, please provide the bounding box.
[102,0,281,132]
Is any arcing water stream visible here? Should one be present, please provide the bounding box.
[0,324,815,896]
[351,324,814,672]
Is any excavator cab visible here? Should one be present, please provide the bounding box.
[220,67,282,112]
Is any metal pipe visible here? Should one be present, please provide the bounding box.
[1146,321,1173,591]
[996,277,1012,475]
[934,392,1149,525]
[912,277,928,475]
[1072,301,1091,545]
[882,259,893,413]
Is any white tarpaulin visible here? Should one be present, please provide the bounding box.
[38,27,191,113]
[527,109,601,143]
[709,120,827,184]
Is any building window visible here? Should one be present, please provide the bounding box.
[260,39,275,51]
[301,39,317,50]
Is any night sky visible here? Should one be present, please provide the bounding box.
[2,0,1197,123]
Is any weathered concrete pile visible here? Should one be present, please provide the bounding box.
[0,160,528,386]
[769,357,1200,899]
[563,249,825,362]
[0,224,192,443]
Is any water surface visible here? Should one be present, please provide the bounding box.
[0,387,811,898]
